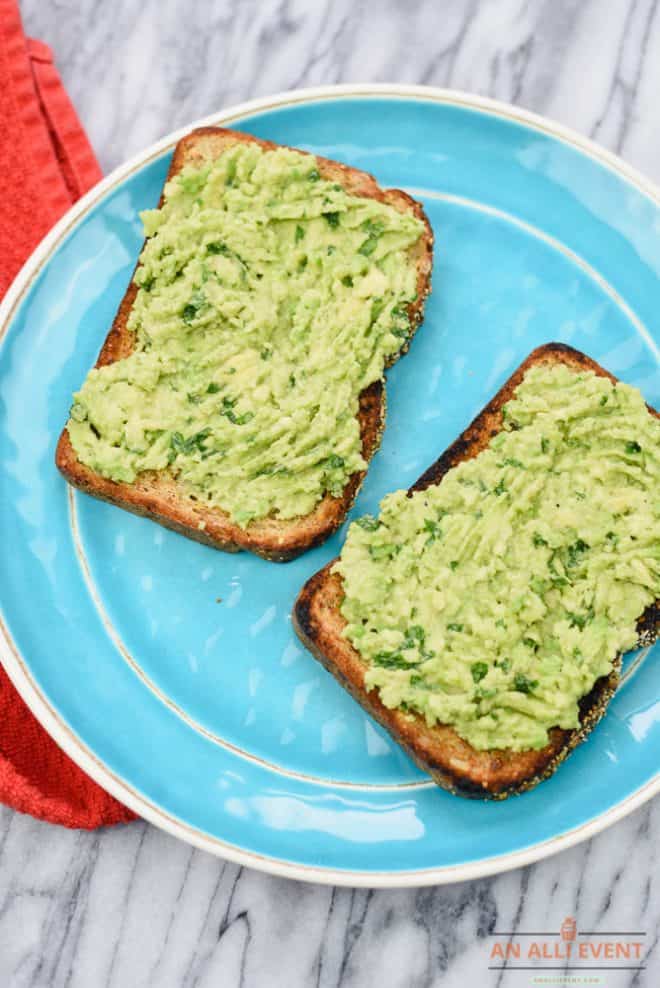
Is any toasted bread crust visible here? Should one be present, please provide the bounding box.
[293,343,659,796]
[55,127,433,561]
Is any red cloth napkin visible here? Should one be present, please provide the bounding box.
[0,0,135,827]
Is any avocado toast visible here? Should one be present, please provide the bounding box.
[56,128,433,561]
[294,344,660,797]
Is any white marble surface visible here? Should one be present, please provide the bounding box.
[3,0,659,984]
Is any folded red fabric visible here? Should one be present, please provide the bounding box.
[0,0,135,827]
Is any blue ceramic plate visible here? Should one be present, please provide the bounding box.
[1,86,658,886]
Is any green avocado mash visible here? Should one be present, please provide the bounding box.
[67,144,424,526]
[335,364,660,751]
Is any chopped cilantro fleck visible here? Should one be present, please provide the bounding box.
[567,606,594,630]
[403,625,426,650]
[471,662,489,684]
[362,219,385,237]
[358,236,379,257]
[423,518,442,544]
[225,410,253,426]
[355,515,380,532]
[170,428,210,458]
[368,543,400,560]
[513,673,538,694]
[217,395,253,426]
[566,539,589,568]
[182,289,206,323]
[372,651,410,670]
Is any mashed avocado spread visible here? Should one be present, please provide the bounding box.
[67,144,424,526]
[335,365,659,751]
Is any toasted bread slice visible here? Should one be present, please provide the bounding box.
[56,128,433,561]
[294,343,659,797]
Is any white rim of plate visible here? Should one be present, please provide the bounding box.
[0,84,658,888]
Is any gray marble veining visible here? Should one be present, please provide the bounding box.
[3,0,659,984]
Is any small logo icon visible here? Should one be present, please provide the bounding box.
[561,916,577,942]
